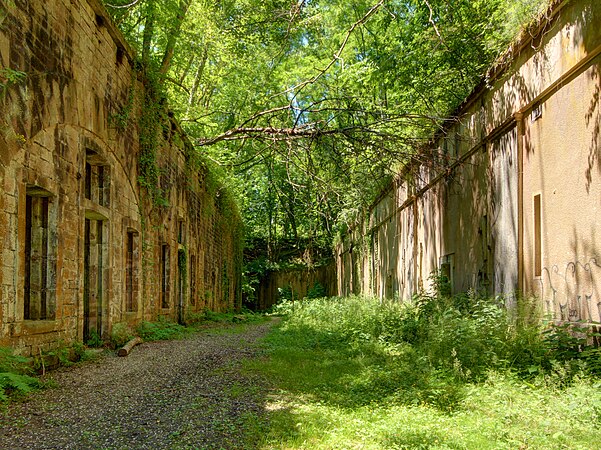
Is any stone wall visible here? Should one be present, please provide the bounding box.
[337,0,601,323]
[0,0,242,354]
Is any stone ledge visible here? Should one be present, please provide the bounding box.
[20,320,62,335]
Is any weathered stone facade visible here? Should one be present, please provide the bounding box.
[338,0,601,323]
[0,0,242,354]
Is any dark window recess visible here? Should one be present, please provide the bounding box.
[190,254,196,306]
[126,232,137,312]
[24,194,54,320]
[85,163,92,200]
[161,244,170,309]
[84,150,110,207]
[84,218,107,342]
[534,194,542,277]
[98,165,105,206]
[178,220,185,244]
[116,46,124,65]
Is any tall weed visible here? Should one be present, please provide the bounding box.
[250,291,601,448]
[264,290,601,409]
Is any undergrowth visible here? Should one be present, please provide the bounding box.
[246,290,601,449]
[0,348,41,402]
[136,317,191,341]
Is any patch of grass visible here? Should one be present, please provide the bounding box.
[136,317,191,341]
[203,309,268,324]
[190,309,270,335]
[245,294,601,449]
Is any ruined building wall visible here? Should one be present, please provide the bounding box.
[257,264,337,310]
[337,0,601,324]
[0,0,242,354]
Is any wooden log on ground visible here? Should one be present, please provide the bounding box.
[118,337,143,357]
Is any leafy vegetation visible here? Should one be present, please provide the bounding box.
[110,322,136,348]
[137,310,267,340]
[0,347,40,402]
[136,317,192,341]
[103,0,551,261]
[246,293,601,448]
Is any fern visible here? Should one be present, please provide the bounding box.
[0,347,40,401]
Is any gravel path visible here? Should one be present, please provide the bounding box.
[0,320,276,449]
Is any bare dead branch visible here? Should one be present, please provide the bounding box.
[276,0,385,99]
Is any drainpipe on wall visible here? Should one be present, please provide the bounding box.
[515,112,524,296]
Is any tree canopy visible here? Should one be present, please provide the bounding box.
[104,0,549,261]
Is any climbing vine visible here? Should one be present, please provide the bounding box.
[137,66,168,205]
[109,74,136,131]
[0,67,26,93]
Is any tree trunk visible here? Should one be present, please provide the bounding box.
[160,0,192,76]
[118,337,143,357]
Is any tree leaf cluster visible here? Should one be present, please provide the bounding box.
[103,0,549,260]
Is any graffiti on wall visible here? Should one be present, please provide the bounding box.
[540,258,601,322]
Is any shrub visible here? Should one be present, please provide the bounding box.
[136,317,189,341]
[306,282,326,299]
[86,330,103,348]
[110,322,135,348]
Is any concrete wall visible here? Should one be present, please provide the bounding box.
[0,0,242,354]
[337,0,601,323]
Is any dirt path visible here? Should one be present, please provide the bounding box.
[0,320,276,449]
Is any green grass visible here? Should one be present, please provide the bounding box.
[136,310,268,341]
[244,295,601,449]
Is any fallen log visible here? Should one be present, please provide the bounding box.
[118,337,143,357]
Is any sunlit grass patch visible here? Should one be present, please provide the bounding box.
[247,295,601,449]
[256,374,601,450]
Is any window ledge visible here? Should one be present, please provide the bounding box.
[21,320,60,335]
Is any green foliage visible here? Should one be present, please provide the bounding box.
[136,317,190,341]
[306,282,326,299]
[277,285,296,303]
[0,347,40,402]
[262,293,601,405]
[0,67,26,91]
[109,78,136,131]
[86,330,103,348]
[110,322,135,349]
[137,67,168,205]
[103,0,552,251]
[246,293,601,448]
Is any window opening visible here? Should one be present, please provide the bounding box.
[190,254,196,306]
[126,231,137,312]
[85,163,92,200]
[439,253,454,295]
[178,220,185,245]
[161,244,170,309]
[24,194,52,320]
[84,218,108,341]
[85,150,110,207]
[534,194,542,277]
[98,165,105,206]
